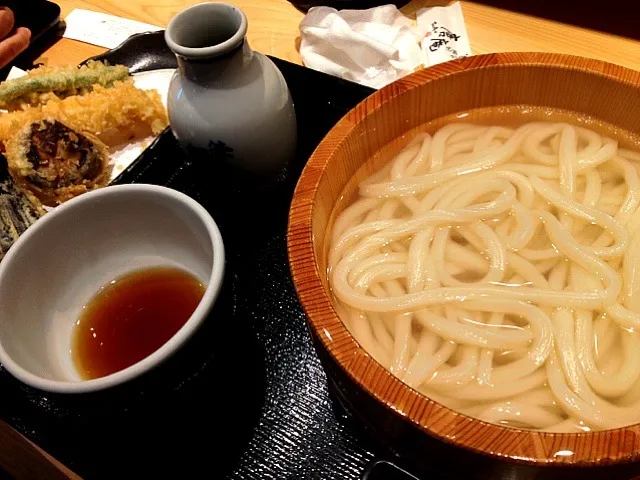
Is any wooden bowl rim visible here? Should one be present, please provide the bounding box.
[287,52,640,466]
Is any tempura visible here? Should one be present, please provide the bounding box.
[0,61,129,109]
[5,119,111,205]
[0,79,168,149]
[0,153,43,261]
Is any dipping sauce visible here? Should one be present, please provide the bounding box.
[72,267,206,380]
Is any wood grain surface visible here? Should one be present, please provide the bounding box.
[287,52,640,465]
[41,0,640,71]
[0,418,80,479]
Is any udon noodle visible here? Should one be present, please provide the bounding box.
[328,115,640,432]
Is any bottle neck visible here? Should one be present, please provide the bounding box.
[177,41,254,84]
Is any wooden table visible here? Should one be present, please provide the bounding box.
[43,0,640,71]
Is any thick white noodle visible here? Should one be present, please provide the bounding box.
[328,120,640,432]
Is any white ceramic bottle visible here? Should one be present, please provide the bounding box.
[165,2,297,176]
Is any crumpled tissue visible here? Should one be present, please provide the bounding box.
[299,2,471,89]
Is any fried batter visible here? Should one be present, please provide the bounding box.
[0,61,129,109]
[5,119,110,205]
[0,80,168,149]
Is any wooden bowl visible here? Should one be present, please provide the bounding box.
[287,53,640,469]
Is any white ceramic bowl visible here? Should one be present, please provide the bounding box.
[0,184,225,393]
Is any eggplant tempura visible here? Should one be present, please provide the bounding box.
[0,61,168,203]
[0,80,167,149]
[5,119,110,205]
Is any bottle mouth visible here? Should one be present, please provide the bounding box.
[165,2,248,58]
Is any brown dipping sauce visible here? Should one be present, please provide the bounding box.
[72,267,206,380]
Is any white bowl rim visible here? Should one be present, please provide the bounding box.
[0,184,225,394]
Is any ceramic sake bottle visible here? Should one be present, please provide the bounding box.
[165,2,297,177]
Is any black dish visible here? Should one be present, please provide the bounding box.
[287,0,410,13]
[82,31,178,74]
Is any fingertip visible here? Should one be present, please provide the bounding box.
[0,7,15,39]
[0,27,31,69]
[0,7,15,20]
[10,27,30,52]
[16,27,31,42]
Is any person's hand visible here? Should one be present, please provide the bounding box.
[0,7,30,69]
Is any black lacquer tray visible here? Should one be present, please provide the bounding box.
[0,33,421,480]
[4,32,640,480]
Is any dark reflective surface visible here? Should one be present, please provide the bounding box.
[364,461,422,480]
[472,0,640,41]
[3,32,640,480]
[0,38,381,479]
[287,0,409,13]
